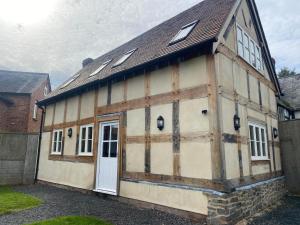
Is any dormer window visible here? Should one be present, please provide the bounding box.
[89,60,112,78]
[169,20,198,45]
[61,73,80,89]
[113,49,137,67]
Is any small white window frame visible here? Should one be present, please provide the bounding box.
[33,103,38,120]
[113,49,137,67]
[51,129,63,155]
[236,24,262,72]
[89,59,112,78]
[78,124,94,156]
[248,122,269,161]
[61,74,80,89]
[169,20,198,45]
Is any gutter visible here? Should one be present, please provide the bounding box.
[34,102,45,183]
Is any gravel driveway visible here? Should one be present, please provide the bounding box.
[0,184,205,225]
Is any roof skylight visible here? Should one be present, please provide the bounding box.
[169,20,198,45]
[61,73,80,89]
[89,60,112,78]
[113,49,137,67]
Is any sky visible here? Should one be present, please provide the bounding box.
[0,0,299,89]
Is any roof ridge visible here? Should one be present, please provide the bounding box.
[0,69,49,76]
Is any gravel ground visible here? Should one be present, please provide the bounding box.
[249,196,300,225]
[0,184,205,225]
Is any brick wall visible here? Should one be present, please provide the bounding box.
[0,94,30,133]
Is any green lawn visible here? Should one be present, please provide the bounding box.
[0,186,42,215]
[27,216,113,225]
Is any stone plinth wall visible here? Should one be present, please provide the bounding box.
[206,177,286,225]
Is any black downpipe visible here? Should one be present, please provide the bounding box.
[35,103,45,183]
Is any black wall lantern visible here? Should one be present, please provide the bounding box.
[273,128,278,139]
[233,114,241,131]
[157,116,164,131]
[67,128,73,138]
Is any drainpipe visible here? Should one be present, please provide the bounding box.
[34,102,45,183]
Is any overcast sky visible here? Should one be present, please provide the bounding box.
[0,0,299,88]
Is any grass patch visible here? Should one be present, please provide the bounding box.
[0,186,42,215]
[27,216,113,225]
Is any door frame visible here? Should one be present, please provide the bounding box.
[93,113,123,195]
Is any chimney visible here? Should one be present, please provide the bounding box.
[82,58,94,68]
[271,57,276,67]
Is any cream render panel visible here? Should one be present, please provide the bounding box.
[241,144,250,177]
[269,89,277,113]
[252,164,269,176]
[274,147,282,171]
[224,143,240,179]
[150,104,172,135]
[180,142,212,179]
[97,86,108,107]
[38,132,95,190]
[151,143,173,176]
[260,83,270,109]
[179,56,207,89]
[238,104,248,137]
[44,104,54,126]
[53,100,65,125]
[63,126,77,156]
[66,96,79,122]
[120,181,208,215]
[126,144,145,173]
[127,74,145,100]
[233,63,248,98]
[247,109,265,122]
[80,91,95,119]
[221,97,236,134]
[179,98,209,133]
[150,66,172,96]
[218,54,234,91]
[111,81,124,104]
[249,75,259,104]
[127,108,145,136]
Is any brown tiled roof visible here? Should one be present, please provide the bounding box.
[0,70,49,94]
[279,74,300,110]
[42,0,237,104]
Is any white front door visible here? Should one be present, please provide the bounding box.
[95,121,119,195]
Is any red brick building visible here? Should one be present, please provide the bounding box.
[0,70,51,185]
[0,70,51,133]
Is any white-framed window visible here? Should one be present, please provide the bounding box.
[33,103,37,120]
[78,124,94,156]
[113,49,137,67]
[249,122,268,160]
[52,129,63,155]
[236,24,262,72]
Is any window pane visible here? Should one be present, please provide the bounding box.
[251,141,256,157]
[250,41,256,66]
[54,132,58,142]
[238,42,244,57]
[103,126,110,140]
[81,127,86,140]
[256,46,261,69]
[102,142,109,157]
[81,140,85,153]
[87,140,92,153]
[256,141,261,156]
[256,127,261,156]
[111,125,118,140]
[59,131,63,142]
[249,125,254,140]
[53,141,57,152]
[58,141,62,152]
[244,34,250,62]
[261,128,265,142]
[88,126,93,139]
[110,142,117,158]
[262,142,266,157]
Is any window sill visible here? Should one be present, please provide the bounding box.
[251,158,270,163]
[77,154,93,157]
[51,152,62,156]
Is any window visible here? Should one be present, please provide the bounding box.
[169,20,198,45]
[236,24,262,71]
[78,124,94,155]
[89,60,112,78]
[52,130,63,155]
[61,74,80,89]
[33,103,37,120]
[101,123,118,158]
[113,49,137,67]
[44,86,49,96]
[249,122,268,160]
